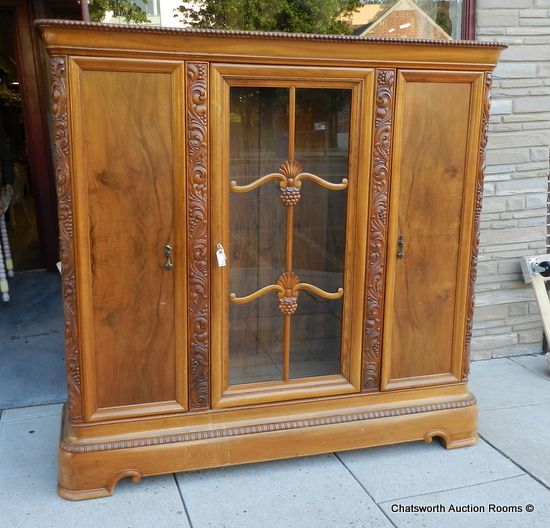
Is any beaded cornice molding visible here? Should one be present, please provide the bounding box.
[36,19,507,49]
[60,395,476,453]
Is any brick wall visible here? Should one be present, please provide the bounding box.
[472,0,550,359]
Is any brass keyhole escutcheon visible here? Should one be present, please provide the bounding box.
[397,235,405,259]
[164,244,173,270]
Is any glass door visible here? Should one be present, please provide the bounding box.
[211,65,374,408]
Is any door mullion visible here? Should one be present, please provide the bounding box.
[281,86,297,381]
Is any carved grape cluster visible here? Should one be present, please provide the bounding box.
[280,187,301,206]
[278,297,298,315]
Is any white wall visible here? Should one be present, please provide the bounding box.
[159,0,187,27]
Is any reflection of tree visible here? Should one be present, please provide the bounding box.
[435,2,452,36]
[179,0,363,34]
[417,1,452,36]
[88,0,149,23]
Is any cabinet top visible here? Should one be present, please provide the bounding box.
[37,19,506,70]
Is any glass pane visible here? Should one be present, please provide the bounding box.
[228,87,289,385]
[289,293,343,379]
[229,297,283,385]
[294,88,349,290]
[295,89,351,185]
[291,88,351,378]
[352,1,462,40]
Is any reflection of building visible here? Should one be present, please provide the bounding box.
[106,0,187,27]
[358,0,452,40]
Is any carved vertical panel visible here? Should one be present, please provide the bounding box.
[186,62,210,409]
[362,69,396,392]
[51,57,82,421]
[463,72,493,380]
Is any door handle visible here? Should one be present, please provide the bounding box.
[164,244,173,270]
[397,235,405,259]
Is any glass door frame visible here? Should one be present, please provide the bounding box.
[211,64,374,408]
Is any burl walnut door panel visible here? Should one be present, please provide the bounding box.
[381,70,484,391]
[211,65,374,408]
[69,58,187,420]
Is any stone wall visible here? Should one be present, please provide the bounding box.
[473,0,550,359]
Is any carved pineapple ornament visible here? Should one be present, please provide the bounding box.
[278,160,303,206]
[276,272,300,315]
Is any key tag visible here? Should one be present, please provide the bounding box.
[216,243,227,267]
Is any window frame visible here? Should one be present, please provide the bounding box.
[462,0,477,40]
[210,64,375,409]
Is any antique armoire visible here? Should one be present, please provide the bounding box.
[38,20,505,500]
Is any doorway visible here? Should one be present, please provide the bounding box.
[0,8,42,271]
[0,0,79,411]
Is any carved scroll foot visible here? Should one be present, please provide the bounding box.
[424,429,478,450]
[58,467,142,501]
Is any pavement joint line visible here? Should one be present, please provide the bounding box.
[508,356,550,383]
[2,329,61,340]
[0,400,66,415]
[478,401,550,412]
[333,452,399,528]
[376,474,526,505]
[472,356,531,365]
[0,412,62,424]
[0,419,6,468]
[478,432,550,493]
[173,473,195,528]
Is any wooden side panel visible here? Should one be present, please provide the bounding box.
[51,56,82,422]
[70,58,187,417]
[463,72,493,380]
[382,70,484,391]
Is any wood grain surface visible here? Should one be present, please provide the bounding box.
[383,72,475,388]
[80,68,176,408]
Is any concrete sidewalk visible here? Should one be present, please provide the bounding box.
[1,355,549,528]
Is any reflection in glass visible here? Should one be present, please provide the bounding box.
[289,293,343,379]
[228,86,350,385]
[229,297,283,385]
[229,87,288,385]
[291,88,350,377]
[356,0,462,40]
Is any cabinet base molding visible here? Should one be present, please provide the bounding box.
[58,394,478,500]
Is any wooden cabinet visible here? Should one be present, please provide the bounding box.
[38,20,505,500]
